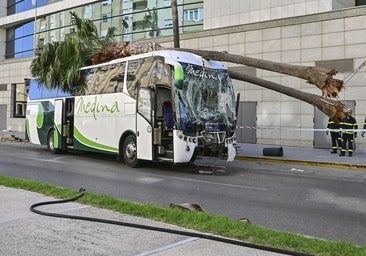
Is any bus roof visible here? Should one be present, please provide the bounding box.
[80,49,227,70]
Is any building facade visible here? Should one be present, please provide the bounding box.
[1,0,366,151]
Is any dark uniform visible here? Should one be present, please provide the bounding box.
[326,119,342,153]
[362,117,366,137]
[339,110,358,157]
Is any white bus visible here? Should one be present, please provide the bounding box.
[26,50,238,167]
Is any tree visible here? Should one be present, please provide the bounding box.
[30,12,345,119]
[172,48,344,98]
[229,70,344,120]
[31,12,118,92]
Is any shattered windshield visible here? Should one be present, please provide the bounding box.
[175,63,236,130]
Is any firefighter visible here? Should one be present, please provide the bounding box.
[339,108,358,157]
[326,118,342,153]
[362,117,366,137]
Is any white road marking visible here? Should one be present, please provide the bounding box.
[136,177,164,184]
[148,175,268,191]
[15,156,68,163]
[135,237,200,256]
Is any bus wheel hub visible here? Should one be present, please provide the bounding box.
[126,143,136,159]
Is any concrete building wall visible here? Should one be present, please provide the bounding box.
[204,0,335,30]
[0,57,33,131]
[0,2,5,24]
[203,0,357,30]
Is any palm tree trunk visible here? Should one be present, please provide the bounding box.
[95,41,162,64]
[229,69,345,119]
[175,48,344,98]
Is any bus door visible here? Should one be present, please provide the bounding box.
[136,88,153,160]
[54,98,74,150]
[64,98,74,146]
[54,99,64,149]
[154,86,174,161]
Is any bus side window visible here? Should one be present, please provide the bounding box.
[138,88,151,123]
[66,99,74,117]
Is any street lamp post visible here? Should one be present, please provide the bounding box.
[171,0,180,48]
[32,0,37,56]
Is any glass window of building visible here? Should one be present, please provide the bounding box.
[102,12,112,23]
[356,0,366,5]
[183,8,203,22]
[12,83,28,118]
[164,19,173,27]
[7,0,51,15]
[102,0,112,6]
[6,1,203,59]
[6,21,34,59]
[84,5,94,19]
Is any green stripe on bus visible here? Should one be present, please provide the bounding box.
[73,127,118,153]
[36,103,44,128]
[174,64,184,89]
[55,124,62,148]
[53,128,59,149]
[26,119,31,141]
[55,124,62,134]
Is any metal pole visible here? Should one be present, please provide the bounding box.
[32,0,37,55]
[171,0,180,48]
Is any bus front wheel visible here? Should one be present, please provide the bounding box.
[122,135,139,168]
[47,130,61,154]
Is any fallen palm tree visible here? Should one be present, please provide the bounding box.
[31,12,346,119]
[32,40,345,119]
[90,41,162,64]
[97,42,346,118]
[229,69,345,119]
[172,48,344,98]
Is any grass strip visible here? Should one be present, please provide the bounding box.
[0,174,365,256]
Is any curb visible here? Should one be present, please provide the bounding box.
[235,155,366,171]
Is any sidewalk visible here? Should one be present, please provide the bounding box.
[0,186,294,256]
[236,143,366,170]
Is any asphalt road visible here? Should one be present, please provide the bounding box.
[1,142,365,245]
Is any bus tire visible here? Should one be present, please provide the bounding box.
[122,134,139,168]
[47,130,61,154]
[190,149,198,162]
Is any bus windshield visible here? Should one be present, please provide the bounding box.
[175,63,236,131]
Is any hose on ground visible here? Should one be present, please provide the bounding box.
[30,188,313,256]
